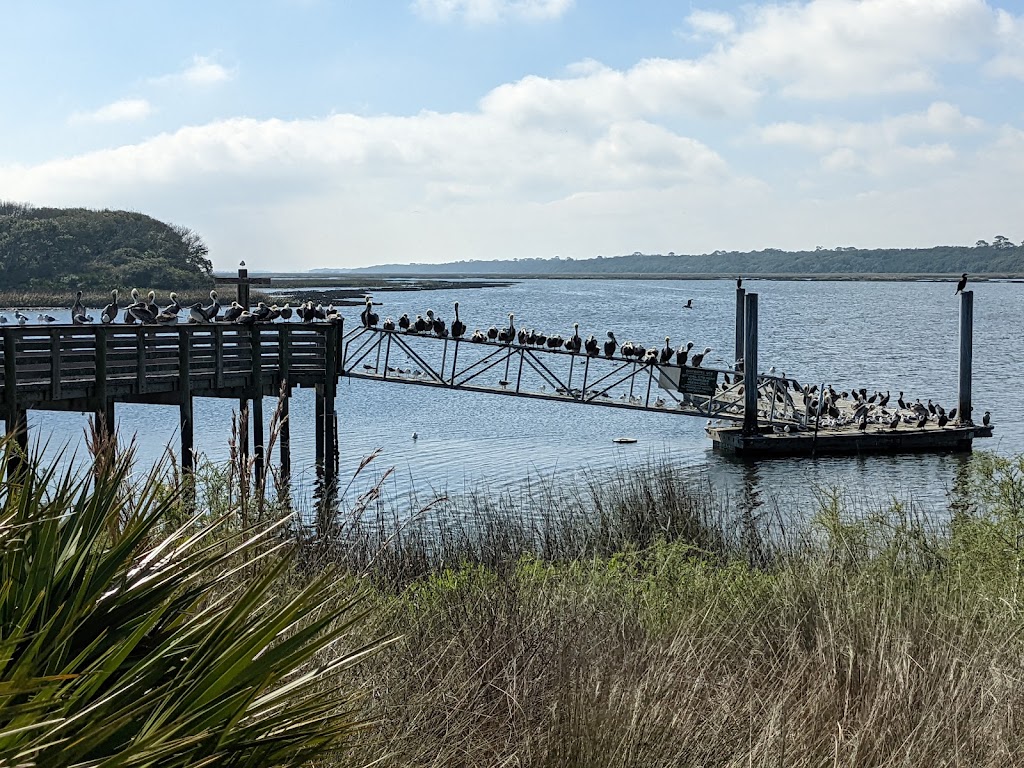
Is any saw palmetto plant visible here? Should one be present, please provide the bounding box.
[0,440,384,767]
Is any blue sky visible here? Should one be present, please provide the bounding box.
[2,0,1023,271]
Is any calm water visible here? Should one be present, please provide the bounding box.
[16,278,1023,518]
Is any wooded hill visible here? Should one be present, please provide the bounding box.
[334,240,1024,277]
[0,203,213,291]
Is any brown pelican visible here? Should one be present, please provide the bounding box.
[382,316,396,331]
[432,314,446,336]
[279,303,293,321]
[252,301,272,321]
[415,314,429,333]
[398,313,411,331]
[162,292,181,315]
[129,300,156,324]
[360,298,379,327]
[690,347,711,368]
[955,272,967,294]
[585,335,599,356]
[451,302,466,339]
[471,329,487,343]
[143,291,159,319]
[72,312,94,325]
[155,309,179,325]
[566,323,582,353]
[671,342,696,366]
[188,302,207,324]
[222,302,245,323]
[71,290,85,319]
[603,331,617,358]
[659,337,673,364]
[202,290,220,321]
[497,314,515,343]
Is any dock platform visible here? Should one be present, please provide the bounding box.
[707,423,994,458]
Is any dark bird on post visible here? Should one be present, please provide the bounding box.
[398,313,411,331]
[955,272,968,294]
[603,331,617,358]
[858,415,868,432]
[889,412,900,430]
[948,407,957,421]
[937,412,949,428]
[585,335,599,356]
[983,411,991,427]
[878,390,890,407]
[451,302,466,339]
[897,391,906,410]
[415,314,429,333]
[566,323,582,353]
[737,276,742,289]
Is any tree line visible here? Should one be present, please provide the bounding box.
[0,202,213,291]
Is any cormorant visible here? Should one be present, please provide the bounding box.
[684,299,693,309]
[451,302,466,339]
[983,411,991,427]
[937,412,949,428]
[737,276,742,289]
[603,332,617,358]
[955,272,968,295]
[897,391,906,410]
[878,391,890,407]
[948,407,957,421]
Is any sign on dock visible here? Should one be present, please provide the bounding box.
[657,366,718,396]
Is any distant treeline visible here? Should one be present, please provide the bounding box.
[0,202,214,291]
[333,240,1024,277]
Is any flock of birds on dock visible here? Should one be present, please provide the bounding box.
[365,299,715,368]
[0,290,345,327]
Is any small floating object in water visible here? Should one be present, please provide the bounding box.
[612,437,638,444]
[412,432,418,440]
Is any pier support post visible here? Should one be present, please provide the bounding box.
[314,383,325,472]
[4,329,26,477]
[324,324,338,488]
[278,327,291,488]
[239,399,250,466]
[179,329,193,475]
[958,290,974,425]
[735,284,746,367]
[250,326,265,486]
[742,293,759,436]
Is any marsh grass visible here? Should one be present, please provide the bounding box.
[259,450,1024,768]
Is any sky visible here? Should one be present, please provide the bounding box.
[1,0,1023,272]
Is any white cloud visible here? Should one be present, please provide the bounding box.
[151,55,235,87]
[69,98,153,124]
[412,0,573,23]
[685,10,736,38]
[760,102,983,174]
[987,9,1024,79]
[710,0,993,99]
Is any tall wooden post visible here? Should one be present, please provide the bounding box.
[4,328,27,477]
[958,290,973,425]
[179,329,194,474]
[314,384,325,472]
[94,326,112,440]
[742,293,759,436]
[735,284,746,367]
[324,323,338,487]
[278,326,291,487]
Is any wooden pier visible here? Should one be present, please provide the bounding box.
[0,274,991,478]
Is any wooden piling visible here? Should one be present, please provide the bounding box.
[314,383,325,470]
[179,329,194,474]
[278,327,291,486]
[323,324,338,487]
[94,326,111,439]
[958,290,974,425]
[742,293,759,436]
[735,285,746,366]
[3,328,26,476]
[251,327,264,485]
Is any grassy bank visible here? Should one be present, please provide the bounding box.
[5,435,1024,766]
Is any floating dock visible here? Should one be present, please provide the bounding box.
[708,423,994,458]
